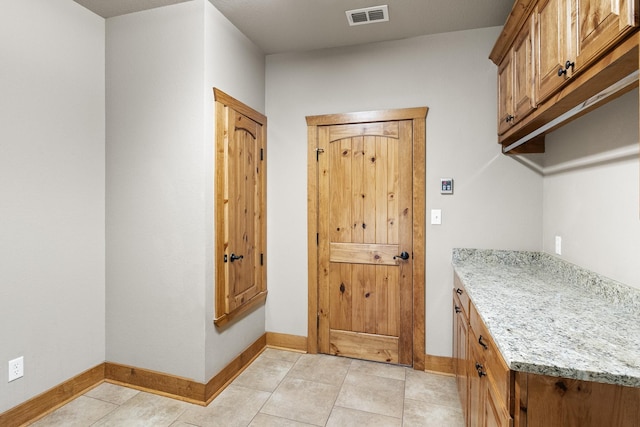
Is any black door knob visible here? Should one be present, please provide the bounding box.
[230,253,244,262]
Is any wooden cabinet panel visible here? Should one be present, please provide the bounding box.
[513,14,537,121]
[498,52,515,135]
[536,0,570,102]
[485,381,512,427]
[575,0,638,69]
[214,88,267,327]
[453,291,469,426]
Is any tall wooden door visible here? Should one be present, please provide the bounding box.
[214,88,267,327]
[317,120,413,365]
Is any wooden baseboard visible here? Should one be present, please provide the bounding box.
[424,354,455,375]
[0,364,105,427]
[203,333,267,404]
[0,333,268,425]
[266,332,307,352]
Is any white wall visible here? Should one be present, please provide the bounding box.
[0,0,105,412]
[203,0,266,380]
[106,0,266,383]
[265,27,543,358]
[540,88,640,289]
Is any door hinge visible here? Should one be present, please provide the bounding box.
[260,148,264,161]
[315,147,324,161]
[316,233,319,246]
[260,253,264,266]
[317,312,320,329]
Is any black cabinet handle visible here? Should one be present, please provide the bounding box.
[565,60,575,71]
[478,335,488,350]
[558,67,567,77]
[456,288,463,295]
[230,253,244,262]
[455,305,462,314]
[475,362,486,377]
[505,114,514,123]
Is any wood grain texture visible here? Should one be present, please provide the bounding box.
[522,372,640,427]
[424,354,455,375]
[490,0,538,65]
[307,108,427,370]
[0,364,104,427]
[214,90,267,325]
[329,329,399,363]
[329,242,400,265]
[266,332,308,352]
[501,32,638,147]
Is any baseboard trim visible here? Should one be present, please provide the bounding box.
[424,354,455,375]
[0,364,105,427]
[266,332,307,352]
[0,333,268,425]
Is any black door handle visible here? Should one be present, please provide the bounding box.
[393,251,410,260]
[230,253,244,262]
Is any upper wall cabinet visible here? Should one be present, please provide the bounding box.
[498,14,537,135]
[491,0,639,153]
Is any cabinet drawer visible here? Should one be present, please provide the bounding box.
[453,274,470,318]
[470,304,511,405]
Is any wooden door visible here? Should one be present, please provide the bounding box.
[574,0,638,70]
[317,120,413,365]
[513,14,537,122]
[497,52,514,135]
[214,89,267,327]
[536,0,571,103]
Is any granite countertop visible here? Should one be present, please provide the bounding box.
[452,249,640,388]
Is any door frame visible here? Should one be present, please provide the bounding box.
[306,107,428,369]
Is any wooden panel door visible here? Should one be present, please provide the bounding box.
[513,14,537,122]
[497,52,514,135]
[214,88,267,327]
[536,0,571,103]
[317,120,413,365]
[574,0,638,70]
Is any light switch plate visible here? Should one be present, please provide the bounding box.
[431,209,442,225]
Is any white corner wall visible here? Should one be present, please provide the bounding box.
[106,0,266,383]
[203,0,266,380]
[541,88,640,289]
[106,1,208,381]
[264,27,543,358]
[0,0,105,412]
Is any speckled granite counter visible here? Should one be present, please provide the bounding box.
[452,249,640,388]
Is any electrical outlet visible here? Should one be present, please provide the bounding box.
[8,356,24,382]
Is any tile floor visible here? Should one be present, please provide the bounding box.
[29,349,464,427]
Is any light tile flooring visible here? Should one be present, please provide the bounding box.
[30,349,464,427]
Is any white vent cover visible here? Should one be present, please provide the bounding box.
[346,5,389,26]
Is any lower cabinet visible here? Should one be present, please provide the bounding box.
[454,272,640,427]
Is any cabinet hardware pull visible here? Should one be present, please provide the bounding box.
[230,253,244,262]
[505,114,514,123]
[456,288,463,295]
[455,305,462,314]
[558,67,567,77]
[393,251,410,260]
[478,335,488,350]
[565,60,575,71]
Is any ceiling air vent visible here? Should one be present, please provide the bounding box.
[346,5,389,26]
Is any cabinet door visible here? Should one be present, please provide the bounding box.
[484,381,513,427]
[214,89,267,327]
[513,14,536,122]
[454,295,469,425]
[497,52,514,135]
[468,335,485,427]
[536,0,571,103]
[574,0,638,69]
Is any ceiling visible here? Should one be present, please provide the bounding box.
[73,0,514,54]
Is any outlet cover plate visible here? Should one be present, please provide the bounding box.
[8,356,24,382]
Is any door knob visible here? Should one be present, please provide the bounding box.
[230,253,244,262]
[393,251,410,260]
